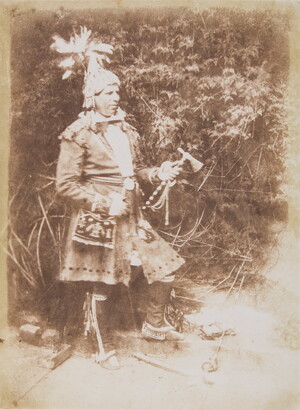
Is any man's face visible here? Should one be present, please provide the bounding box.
[94,84,120,117]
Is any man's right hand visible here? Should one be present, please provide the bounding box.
[108,192,130,217]
[158,160,183,181]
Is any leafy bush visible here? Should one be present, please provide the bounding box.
[9,7,289,309]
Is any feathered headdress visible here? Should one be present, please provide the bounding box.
[51,26,120,109]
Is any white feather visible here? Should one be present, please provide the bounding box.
[52,27,116,87]
[59,57,75,68]
[87,53,99,76]
[92,43,114,55]
[51,35,75,53]
[62,70,73,79]
[96,54,110,65]
[71,26,92,53]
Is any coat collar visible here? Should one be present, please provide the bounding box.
[78,108,126,133]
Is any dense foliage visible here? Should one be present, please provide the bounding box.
[9,7,289,306]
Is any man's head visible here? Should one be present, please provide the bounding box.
[83,69,120,114]
[94,83,120,117]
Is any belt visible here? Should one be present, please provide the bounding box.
[89,175,136,191]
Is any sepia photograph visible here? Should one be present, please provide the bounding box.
[0,0,299,409]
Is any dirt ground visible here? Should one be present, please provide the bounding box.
[1,286,299,410]
[1,230,299,410]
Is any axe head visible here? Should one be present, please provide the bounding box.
[178,148,204,173]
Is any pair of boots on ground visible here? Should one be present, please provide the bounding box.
[89,280,184,370]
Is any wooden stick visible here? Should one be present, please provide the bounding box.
[132,352,195,378]
[39,344,73,370]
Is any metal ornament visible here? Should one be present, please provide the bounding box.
[124,177,135,191]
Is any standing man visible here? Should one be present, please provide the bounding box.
[53,28,185,370]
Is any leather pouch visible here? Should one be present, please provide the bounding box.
[72,209,116,249]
